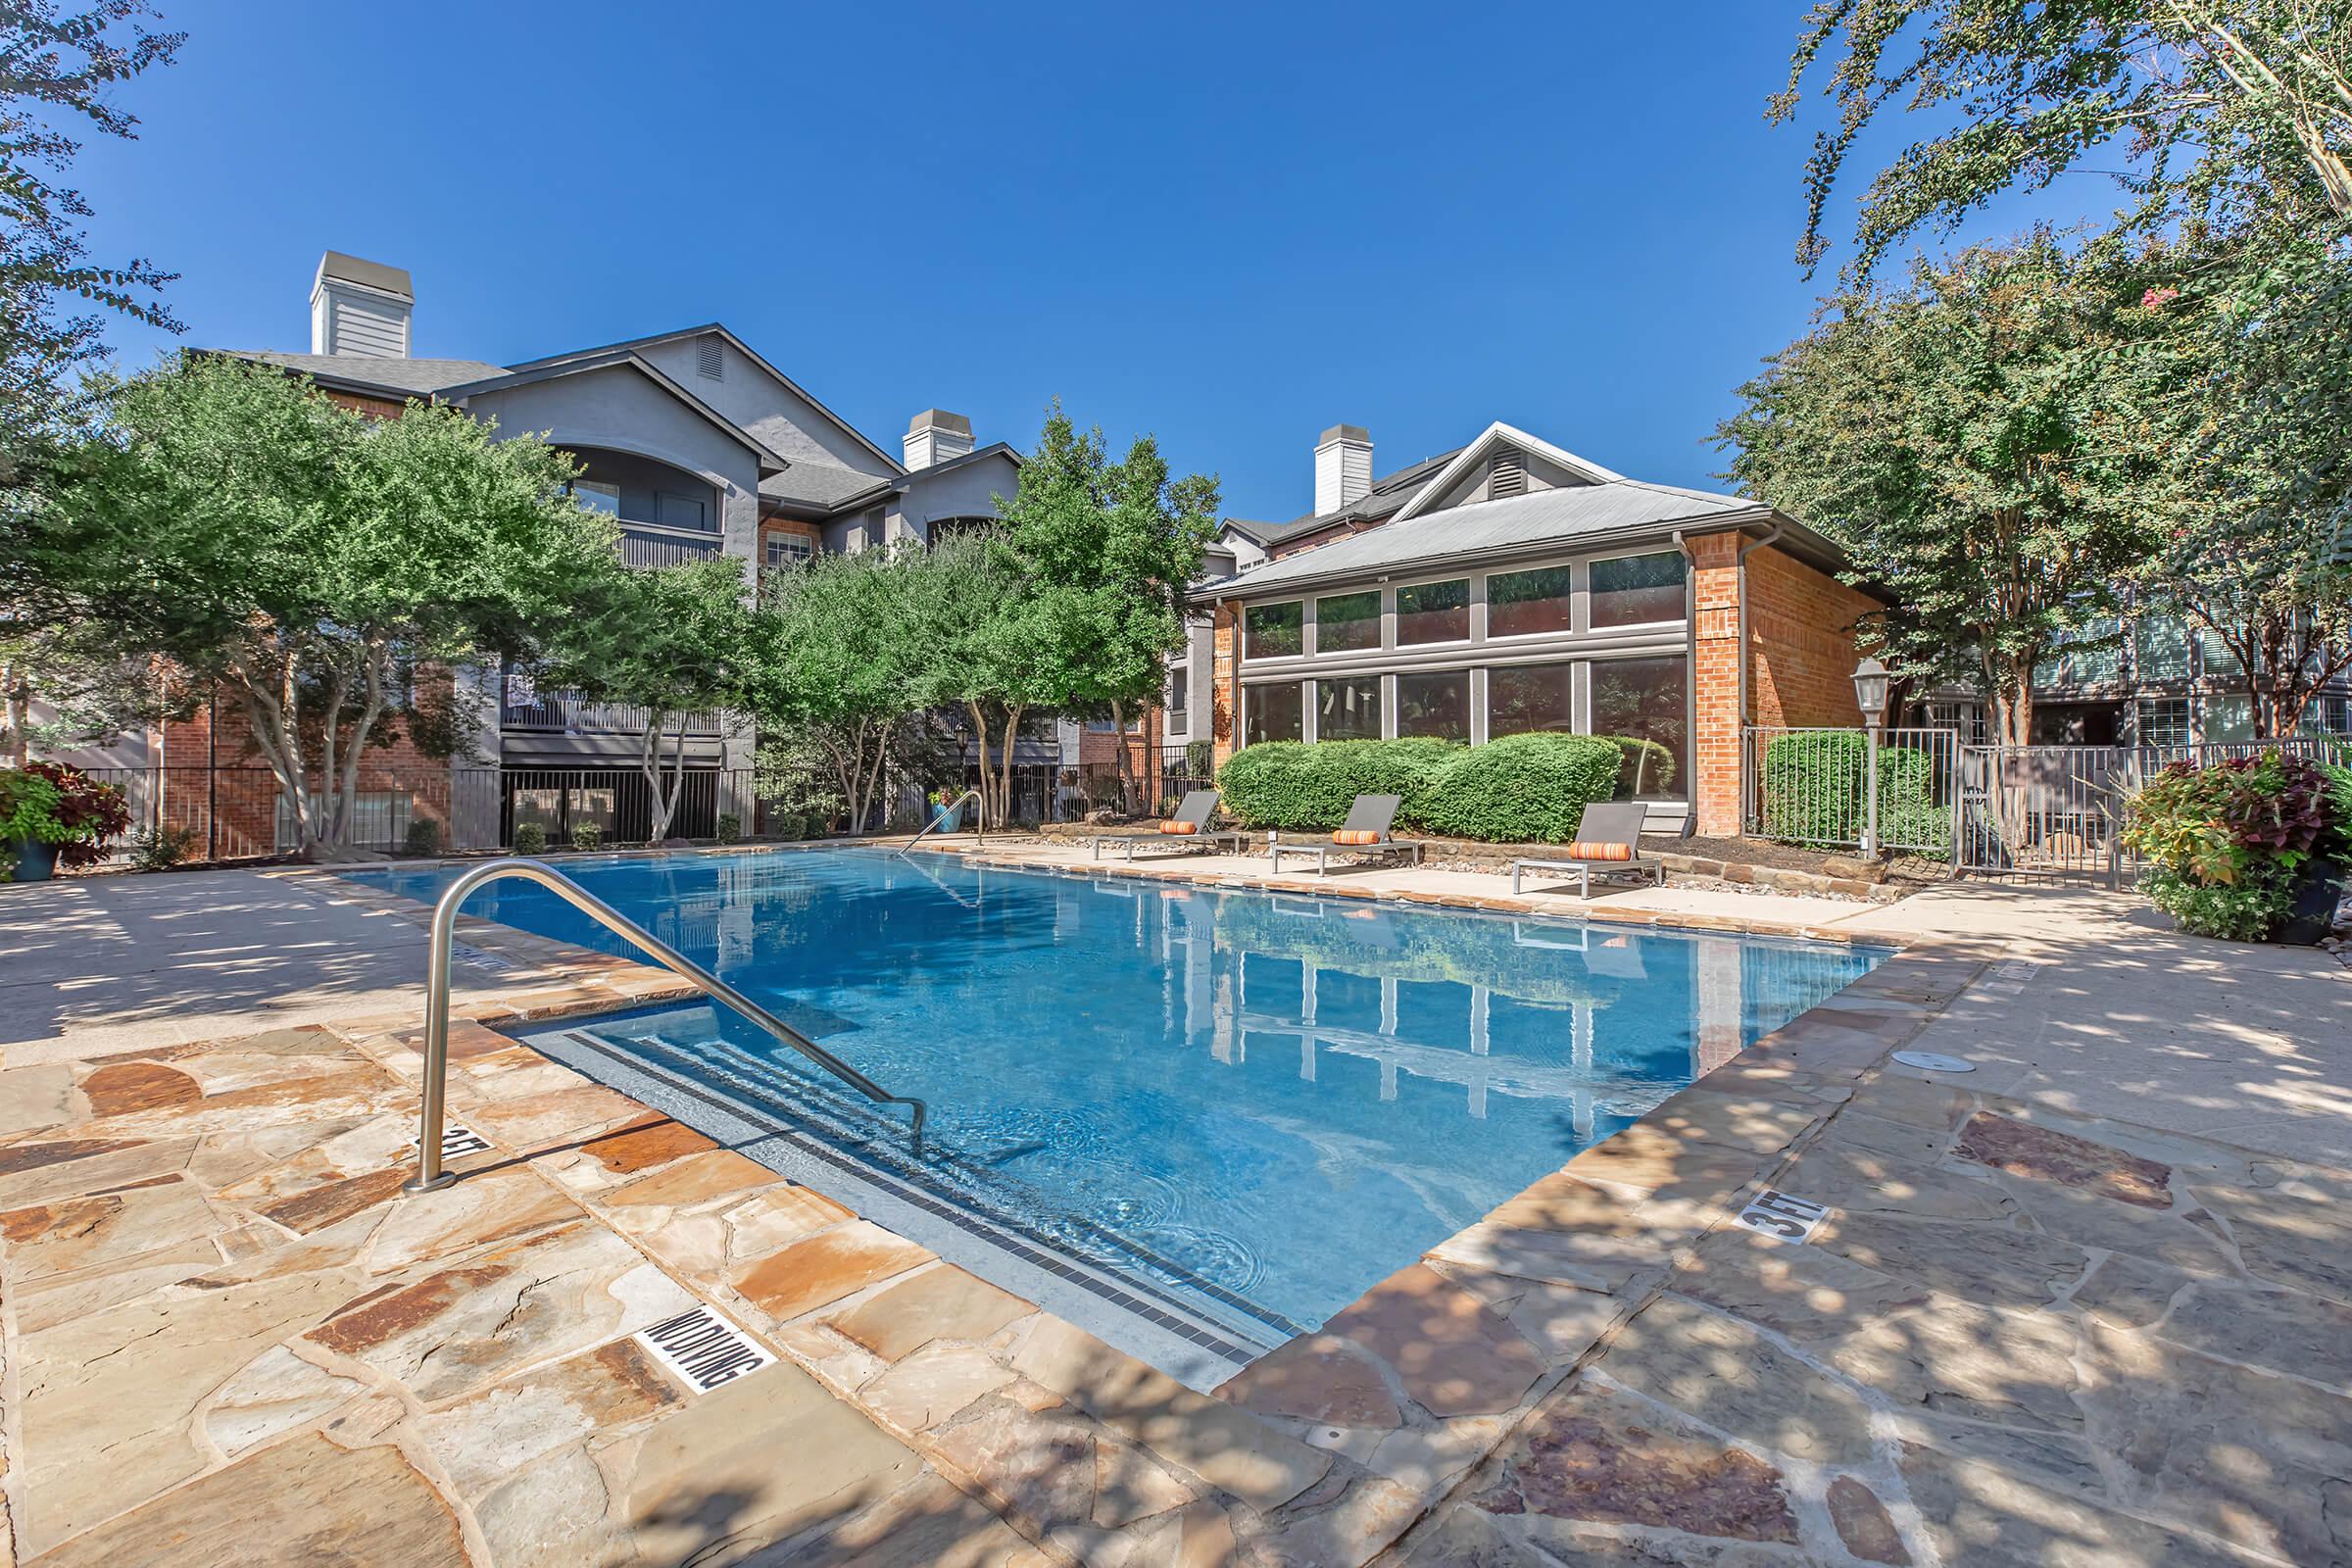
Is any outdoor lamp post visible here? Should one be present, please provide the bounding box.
[1852,657,1890,857]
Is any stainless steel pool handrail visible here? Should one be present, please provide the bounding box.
[898,788,983,857]
[403,858,926,1194]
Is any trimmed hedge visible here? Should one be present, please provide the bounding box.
[1759,731,1948,849]
[1216,738,1461,830]
[1216,733,1645,842]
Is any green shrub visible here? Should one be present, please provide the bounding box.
[569,822,603,853]
[513,821,548,855]
[1215,739,1461,830]
[2125,752,2335,940]
[130,822,200,872]
[1759,732,1945,848]
[1417,733,1622,843]
[402,818,442,857]
[716,811,742,844]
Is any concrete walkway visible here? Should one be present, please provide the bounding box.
[0,853,2345,1566]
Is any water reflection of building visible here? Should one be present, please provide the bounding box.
[1140,889,1751,1125]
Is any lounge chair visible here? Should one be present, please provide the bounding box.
[1091,789,1251,861]
[1268,794,1425,876]
[1510,802,1663,898]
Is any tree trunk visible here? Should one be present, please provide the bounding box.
[1109,698,1136,815]
[965,700,998,830]
[998,706,1021,829]
[4,669,27,768]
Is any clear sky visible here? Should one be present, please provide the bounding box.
[82,1,2098,521]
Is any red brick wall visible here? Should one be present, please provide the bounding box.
[1209,604,1239,769]
[1746,545,1875,729]
[323,389,408,419]
[1265,519,1376,562]
[1689,533,1744,838]
[757,518,823,580]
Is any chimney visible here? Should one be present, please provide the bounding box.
[904,409,974,469]
[310,251,413,358]
[1314,424,1373,514]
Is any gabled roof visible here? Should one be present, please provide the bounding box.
[224,351,508,398]
[437,351,792,474]
[763,441,1024,517]
[503,323,903,474]
[1206,477,1770,598]
[1389,421,1624,523]
[1221,445,1463,551]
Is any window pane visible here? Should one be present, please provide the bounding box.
[2197,626,2242,678]
[1167,665,1189,721]
[1396,578,1469,644]
[1315,590,1381,654]
[2136,697,2189,746]
[1488,662,1574,737]
[1396,671,1468,740]
[1589,552,1686,628]
[1317,676,1381,739]
[1246,602,1303,660]
[1246,683,1302,744]
[573,479,621,515]
[1487,565,1574,638]
[2200,692,2252,742]
[1591,655,1688,800]
[2135,616,2190,681]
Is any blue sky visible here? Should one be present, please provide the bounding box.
[82,2,2102,521]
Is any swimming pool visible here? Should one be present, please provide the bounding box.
[351,849,1882,1374]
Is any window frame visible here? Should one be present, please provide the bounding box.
[1586,550,1688,631]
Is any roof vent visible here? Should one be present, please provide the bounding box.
[1489,449,1527,500]
[309,251,413,358]
[695,333,723,380]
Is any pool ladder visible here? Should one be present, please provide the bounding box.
[404,858,927,1194]
[898,788,983,858]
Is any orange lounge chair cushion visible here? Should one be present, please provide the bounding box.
[1332,829,1384,846]
[1157,820,1200,836]
[1562,841,1635,861]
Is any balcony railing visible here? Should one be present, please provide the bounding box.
[618,520,724,570]
[502,689,725,736]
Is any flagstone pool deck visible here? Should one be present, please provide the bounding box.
[0,849,2347,1566]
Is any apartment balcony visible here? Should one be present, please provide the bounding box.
[501,681,724,739]
[618,519,725,570]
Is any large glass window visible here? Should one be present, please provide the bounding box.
[1246,683,1303,745]
[571,479,621,516]
[1315,590,1381,654]
[1317,676,1382,740]
[1589,552,1687,628]
[2197,627,2243,679]
[1487,565,1575,638]
[1396,578,1470,645]
[1167,663,1189,728]
[1591,655,1689,800]
[764,532,813,570]
[2200,692,2253,742]
[1245,602,1303,660]
[1488,662,1575,737]
[2134,615,2190,682]
[1396,670,1468,741]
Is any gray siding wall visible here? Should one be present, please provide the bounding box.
[636,333,895,478]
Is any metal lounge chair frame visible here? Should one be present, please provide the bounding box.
[1510,802,1664,898]
[1268,794,1426,876]
[1091,789,1251,861]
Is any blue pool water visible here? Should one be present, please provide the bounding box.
[350,850,1882,1339]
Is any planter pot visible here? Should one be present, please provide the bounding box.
[2278,858,2347,947]
[9,838,57,883]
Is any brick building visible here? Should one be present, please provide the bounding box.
[152,250,1025,849]
[1184,421,1883,838]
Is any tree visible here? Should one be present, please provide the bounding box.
[745,543,949,834]
[537,554,757,844]
[1776,0,2352,278]
[1717,230,2168,746]
[919,530,1053,831]
[966,405,1219,817]
[1096,435,1219,809]
[25,355,615,856]
[2134,230,2352,735]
